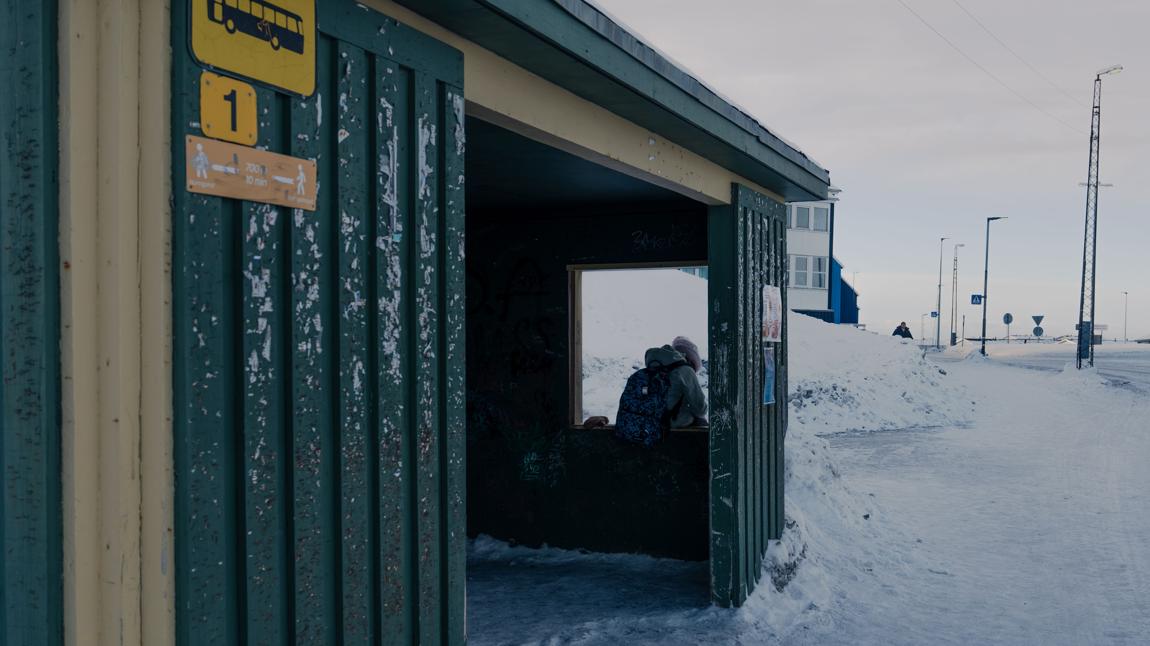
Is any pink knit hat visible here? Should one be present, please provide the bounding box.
[671,336,702,372]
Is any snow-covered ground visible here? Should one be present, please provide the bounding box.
[468,291,1150,645]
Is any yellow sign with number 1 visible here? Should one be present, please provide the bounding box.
[201,72,258,145]
[191,0,315,96]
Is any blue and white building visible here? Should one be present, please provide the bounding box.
[787,192,859,325]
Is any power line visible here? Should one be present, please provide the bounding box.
[948,0,1089,108]
[892,0,1085,135]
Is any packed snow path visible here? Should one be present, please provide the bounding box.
[819,358,1150,645]
[467,319,1150,645]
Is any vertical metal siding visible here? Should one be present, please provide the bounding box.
[0,0,62,643]
[708,184,787,607]
[173,3,465,644]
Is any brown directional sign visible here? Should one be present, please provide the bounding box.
[185,135,317,210]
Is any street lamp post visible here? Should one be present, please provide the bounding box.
[936,237,948,350]
[981,217,1007,356]
[950,243,964,346]
[1123,290,1129,343]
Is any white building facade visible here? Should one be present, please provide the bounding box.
[787,201,833,315]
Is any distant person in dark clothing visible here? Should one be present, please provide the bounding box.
[892,322,914,339]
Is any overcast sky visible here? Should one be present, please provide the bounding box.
[595,0,1150,341]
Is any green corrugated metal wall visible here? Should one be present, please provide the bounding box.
[708,184,787,606]
[172,3,466,644]
[0,0,63,644]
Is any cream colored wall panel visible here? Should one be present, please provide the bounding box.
[58,0,173,644]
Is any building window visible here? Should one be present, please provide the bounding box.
[790,203,831,231]
[791,255,808,287]
[813,206,829,232]
[794,206,810,230]
[789,255,828,289]
[812,256,827,288]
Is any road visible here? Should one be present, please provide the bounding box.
[986,342,1150,392]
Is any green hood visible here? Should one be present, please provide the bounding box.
[645,345,686,369]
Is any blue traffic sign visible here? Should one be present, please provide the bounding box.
[930,311,939,318]
[971,294,983,305]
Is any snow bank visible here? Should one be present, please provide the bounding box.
[788,313,974,434]
[738,313,973,635]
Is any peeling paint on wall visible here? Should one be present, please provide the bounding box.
[417,116,437,201]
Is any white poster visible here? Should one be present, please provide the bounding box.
[762,285,782,343]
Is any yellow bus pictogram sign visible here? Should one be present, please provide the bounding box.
[200,71,258,145]
[191,0,315,96]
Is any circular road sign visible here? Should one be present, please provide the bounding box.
[1003,313,1014,325]
[1033,326,1044,337]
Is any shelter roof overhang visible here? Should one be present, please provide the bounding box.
[394,0,831,202]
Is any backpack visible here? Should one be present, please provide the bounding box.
[614,361,686,447]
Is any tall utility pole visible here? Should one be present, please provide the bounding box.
[936,237,948,350]
[950,243,964,346]
[981,217,1007,356]
[1077,65,1123,369]
[1123,290,1129,343]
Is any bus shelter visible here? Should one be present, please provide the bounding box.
[0,0,830,644]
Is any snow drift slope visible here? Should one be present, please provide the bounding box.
[744,314,974,639]
[787,313,974,433]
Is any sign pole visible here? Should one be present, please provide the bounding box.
[981,217,1006,356]
[936,236,948,350]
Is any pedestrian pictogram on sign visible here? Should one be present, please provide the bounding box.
[191,0,315,96]
[971,294,983,305]
[186,135,317,210]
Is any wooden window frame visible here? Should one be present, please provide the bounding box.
[567,260,708,427]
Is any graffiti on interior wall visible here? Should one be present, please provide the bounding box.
[519,452,543,481]
[630,223,694,254]
[516,434,565,487]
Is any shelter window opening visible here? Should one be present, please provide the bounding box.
[569,264,709,430]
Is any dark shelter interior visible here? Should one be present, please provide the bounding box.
[464,116,711,560]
